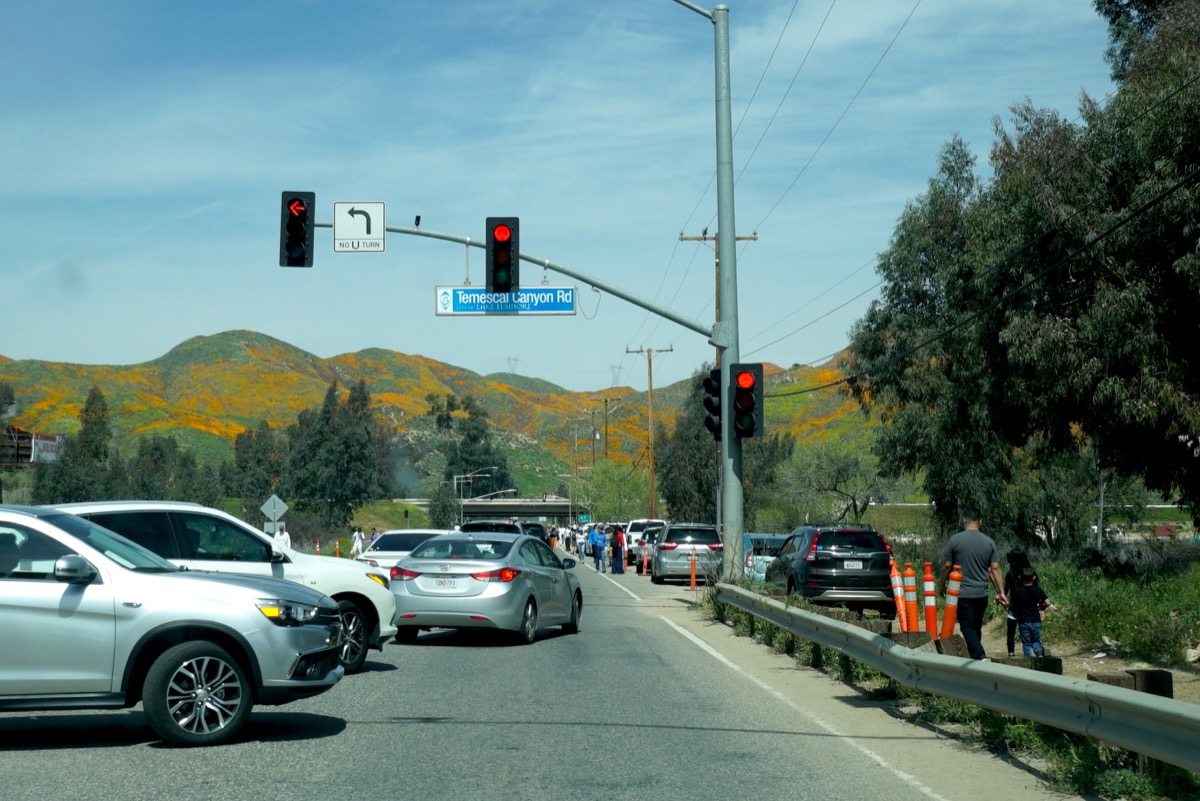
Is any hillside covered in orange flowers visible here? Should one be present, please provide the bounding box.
[0,330,865,482]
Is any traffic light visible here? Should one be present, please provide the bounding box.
[486,217,519,293]
[279,191,315,267]
[702,368,721,441]
[730,363,763,438]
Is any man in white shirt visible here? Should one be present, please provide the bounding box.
[273,522,292,549]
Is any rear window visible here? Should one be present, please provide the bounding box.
[664,527,720,545]
[460,521,522,534]
[371,533,438,552]
[410,538,513,560]
[817,531,886,551]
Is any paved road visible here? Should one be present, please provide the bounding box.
[0,559,1083,801]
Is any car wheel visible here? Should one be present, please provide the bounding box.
[337,599,370,673]
[394,627,419,643]
[650,566,663,584]
[516,598,538,645]
[143,641,251,747]
[563,591,582,634]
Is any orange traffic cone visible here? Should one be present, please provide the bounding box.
[335,539,341,558]
[922,561,938,640]
[940,564,962,640]
[316,538,321,555]
[902,563,919,632]
[889,559,908,631]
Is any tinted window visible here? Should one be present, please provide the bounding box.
[460,521,521,534]
[664,527,720,544]
[817,531,886,550]
[371,533,437,551]
[85,510,183,559]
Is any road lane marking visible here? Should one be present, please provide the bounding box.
[658,615,952,801]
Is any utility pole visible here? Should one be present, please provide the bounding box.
[626,345,673,519]
[603,398,610,460]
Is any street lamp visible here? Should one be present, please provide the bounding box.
[455,466,496,525]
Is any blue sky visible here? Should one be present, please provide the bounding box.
[1,1,1114,393]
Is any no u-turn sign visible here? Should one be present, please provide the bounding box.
[333,202,385,252]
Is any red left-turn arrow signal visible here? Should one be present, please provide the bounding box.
[288,199,307,216]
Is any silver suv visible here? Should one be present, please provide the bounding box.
[53,501,397,673]
[650,523,723,584]
[0,506,344,746]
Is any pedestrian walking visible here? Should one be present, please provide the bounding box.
[273,522,291,550]
[1003,548,1037,656]
[350,527,365,557]
[938,505,1008,660]
[577,525,588,561]
[1009,565,1052,657]
[611,526,626,574]
[589,525,608,572]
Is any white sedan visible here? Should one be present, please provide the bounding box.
[355,529,451,569]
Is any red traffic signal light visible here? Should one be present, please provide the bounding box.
[279,191,315,268]
[486,217,519,293]
[730,363,763,438]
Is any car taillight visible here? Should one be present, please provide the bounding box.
[357,558,379,567]
[471,568,520,582]
[804,534,820,562]
[391,567,420,581]
[658,542,679,551]
[745,551,754,568]
[707,543,723,551]
[878,534,893,553]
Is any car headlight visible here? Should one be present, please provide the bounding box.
[366,572,389,589]
[257,599,320,626]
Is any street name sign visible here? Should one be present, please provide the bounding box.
[333,202,385,252]
[435,285,576,316]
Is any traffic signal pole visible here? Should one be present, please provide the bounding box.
[306,3,747,578]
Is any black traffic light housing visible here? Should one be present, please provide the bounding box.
[486,217,519,293]
[730,363,763,438]
[279,191,315,267]
[702,368,722,441]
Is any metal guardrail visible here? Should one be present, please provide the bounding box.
[714,583,1200,774]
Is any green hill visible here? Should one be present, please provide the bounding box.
[0,331,862,488]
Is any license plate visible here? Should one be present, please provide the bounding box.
[843,560,863,570]
[433,578,457,588]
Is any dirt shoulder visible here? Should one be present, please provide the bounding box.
[977,613,1200,705]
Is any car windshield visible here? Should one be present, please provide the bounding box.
[410,538,514,560]
[43,512,179,572]
[370,533,437,552]
[665,527,720,544]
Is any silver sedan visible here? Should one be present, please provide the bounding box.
[355,529,450,569]
[391,533,582,644]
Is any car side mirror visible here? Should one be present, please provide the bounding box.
[560,557,576,570]
[54,554,97,584]
[269,549,288,564]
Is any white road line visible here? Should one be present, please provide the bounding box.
[658,615,952,801]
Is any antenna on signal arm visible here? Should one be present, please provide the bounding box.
[678,230,758,369]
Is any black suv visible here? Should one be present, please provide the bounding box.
[764,524,894,614]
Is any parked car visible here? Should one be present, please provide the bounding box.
[741,532,791,582]
[763,524,894,614]
[519,520,549,544]
[650,523,723,584]
[356,529,450,569]
[624,518,666,566]
[460,519,524,535]
[633,523,664,574]
[0,505,344,746]
[52,500,397,673]
[391,531,581,644]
